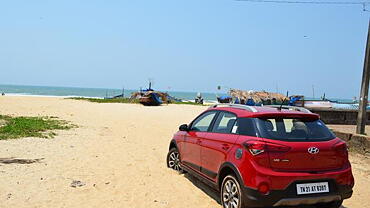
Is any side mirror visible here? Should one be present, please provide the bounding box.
[179,124,189,131]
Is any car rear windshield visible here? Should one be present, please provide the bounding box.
[255,117,335,141]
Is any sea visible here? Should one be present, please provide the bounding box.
[0,84,226,102]
[0,84,355,103]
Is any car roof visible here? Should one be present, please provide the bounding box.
[206,104,320,119]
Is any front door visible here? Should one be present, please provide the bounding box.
[181,111,218,172]
[201,112,239,180]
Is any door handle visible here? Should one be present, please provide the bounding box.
[222,144,230,151]
[196,139,202,144]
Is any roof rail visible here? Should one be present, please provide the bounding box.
[209,104,258,112]
[267,105,312,113]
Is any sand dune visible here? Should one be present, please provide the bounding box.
[0,96,369,208]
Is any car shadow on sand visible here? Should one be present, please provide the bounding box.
[184,173,221,204]
[183,173,348,208]
[0,157,44,165]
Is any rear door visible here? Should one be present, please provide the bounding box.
[257,118,346,172]
[267,138,344,172]
[201,112,239,180]
[181,111,218,172]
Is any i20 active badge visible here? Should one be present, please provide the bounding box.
[308,147,319,154]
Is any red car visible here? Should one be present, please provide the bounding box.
[167,104,354,208]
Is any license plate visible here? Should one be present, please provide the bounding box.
[296,182,329,195]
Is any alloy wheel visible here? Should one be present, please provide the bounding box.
[168,150,182,172]
[222,177,240,208]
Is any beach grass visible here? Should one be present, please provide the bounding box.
[0,115,75,140]
[67,97,140,104]
[170,101,204,105]
[67,97,204,105]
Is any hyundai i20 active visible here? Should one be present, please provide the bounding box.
[167,104,354,208]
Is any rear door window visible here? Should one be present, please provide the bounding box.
[211,112,237,133]
[190,111,217,132]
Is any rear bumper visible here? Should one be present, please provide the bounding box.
[241,180,353,207]
[273,195,342,206]
[237,162,354,207]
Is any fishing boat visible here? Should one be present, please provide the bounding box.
[289,95,333,109]
[166,95,182,103]
[217,95,232,103]
[104,88,125,99]
[131,81,168,106]
[139,92,163,106]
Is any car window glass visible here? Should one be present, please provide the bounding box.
[267,119,277,131]
[234,118,258,137]
[284,119,294,133]
[256,118,335,141]
[212,112,236,133]
[191,111,217,132]
[231,124,238,134]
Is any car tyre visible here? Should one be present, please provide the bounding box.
[221,175,246,208]
[316,200,343,208]
[167,148,184,173]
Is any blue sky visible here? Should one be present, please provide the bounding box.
[0,0,369,98]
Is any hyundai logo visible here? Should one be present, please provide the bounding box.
[308,147,319,154]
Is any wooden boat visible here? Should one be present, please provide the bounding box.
[166,95,182,103]
[217,95,232,103]
[139,92,163,106]
[289,96,333,108]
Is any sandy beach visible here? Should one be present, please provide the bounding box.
[0,96,369,208]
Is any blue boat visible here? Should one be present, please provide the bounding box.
[139,92,163,106]
[217,95,232,103]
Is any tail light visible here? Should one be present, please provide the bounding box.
[243,140,291,156]
[243,141,265,155]
[332,141,348,157]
